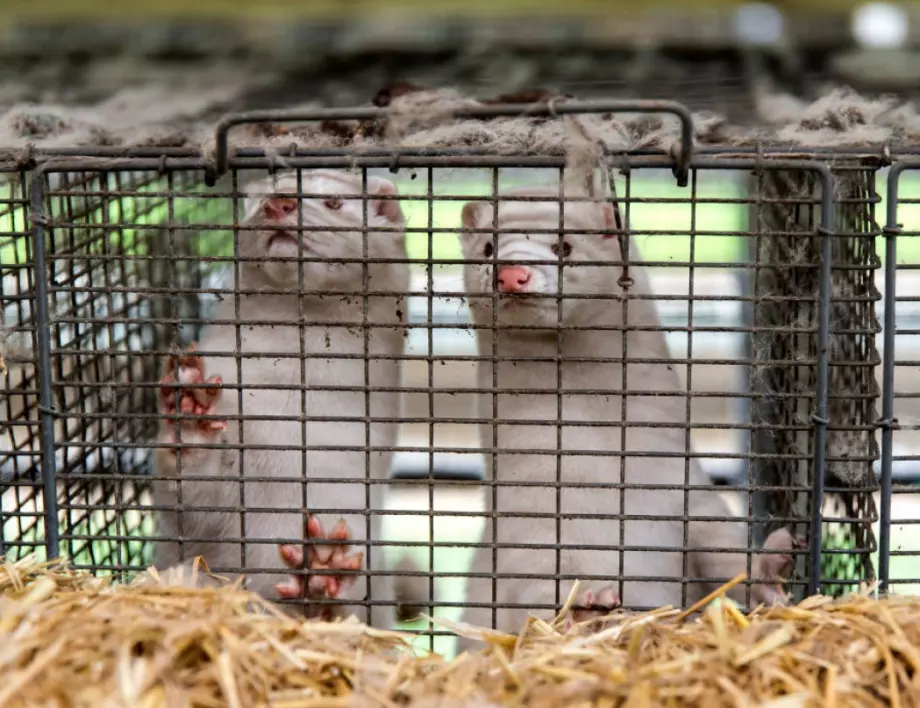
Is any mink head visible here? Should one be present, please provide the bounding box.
[459,186,625,329]
[240,169,406,293]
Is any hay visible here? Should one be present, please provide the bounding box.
[0,556,411,708]
[2,555,919,707]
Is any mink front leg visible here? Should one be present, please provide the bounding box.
[153,343,230,573]
[561,586,622,633]
[157,342,227,468]
[690,522,803,609]
[747,527,804,607]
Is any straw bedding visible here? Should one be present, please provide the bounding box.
[1,555,918,707]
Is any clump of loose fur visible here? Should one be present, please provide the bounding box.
[239,82,920,156]
[1,81,918,156]
[757,85,920,146]
[0,81,242,150]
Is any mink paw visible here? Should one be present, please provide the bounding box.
[276,515,363,621]
[750,527,805,607]
[158,342,226,460]
[563,586,621,632]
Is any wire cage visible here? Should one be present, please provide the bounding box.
[0,101,911,655]
[1,165,229,571]
[748,159,882,601]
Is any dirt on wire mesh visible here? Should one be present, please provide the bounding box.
[0,556,917,708]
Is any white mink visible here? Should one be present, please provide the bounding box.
[445,185,796,648]
[151,168,409,627]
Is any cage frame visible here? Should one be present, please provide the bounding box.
[0,97,905,616]
[25,156,832,593]
[879,159,920,594]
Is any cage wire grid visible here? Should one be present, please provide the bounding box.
[0,103,913,640]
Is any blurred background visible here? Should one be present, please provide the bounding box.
[1,1,919,115]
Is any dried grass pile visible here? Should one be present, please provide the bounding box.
[0,556,410,708]
[2,556,919,707]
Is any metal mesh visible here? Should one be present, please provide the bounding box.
[1,170,43,560]
[1,167,230,575]
[0,135,905,653]
[881,161,920,598]
[748,161,881,599]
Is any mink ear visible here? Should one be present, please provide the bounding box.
[367,176,403,223]
[241,179,273,222]
[242,196,262,222]
[461,201,487,232]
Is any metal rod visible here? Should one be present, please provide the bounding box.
[808,163,836,596]
[747,168,767,549]
[209,99,697,184]
[28,169,60,560]
[878,161,915,593]
[4,143,920,166]
[27,155,855,177]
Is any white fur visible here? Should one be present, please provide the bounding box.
[152,169,409,628]
[452,186,787,649]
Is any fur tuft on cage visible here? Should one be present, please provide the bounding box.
[2,83,920,158]
[749,159,881,600]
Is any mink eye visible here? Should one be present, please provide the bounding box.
[324,198,343,211]
[483,242,494,258]
[551,241,572,258]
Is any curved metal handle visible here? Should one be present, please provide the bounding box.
[207,99,695,187]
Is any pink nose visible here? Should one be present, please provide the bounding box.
[497,266,532,293]
[262,197,297,220]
